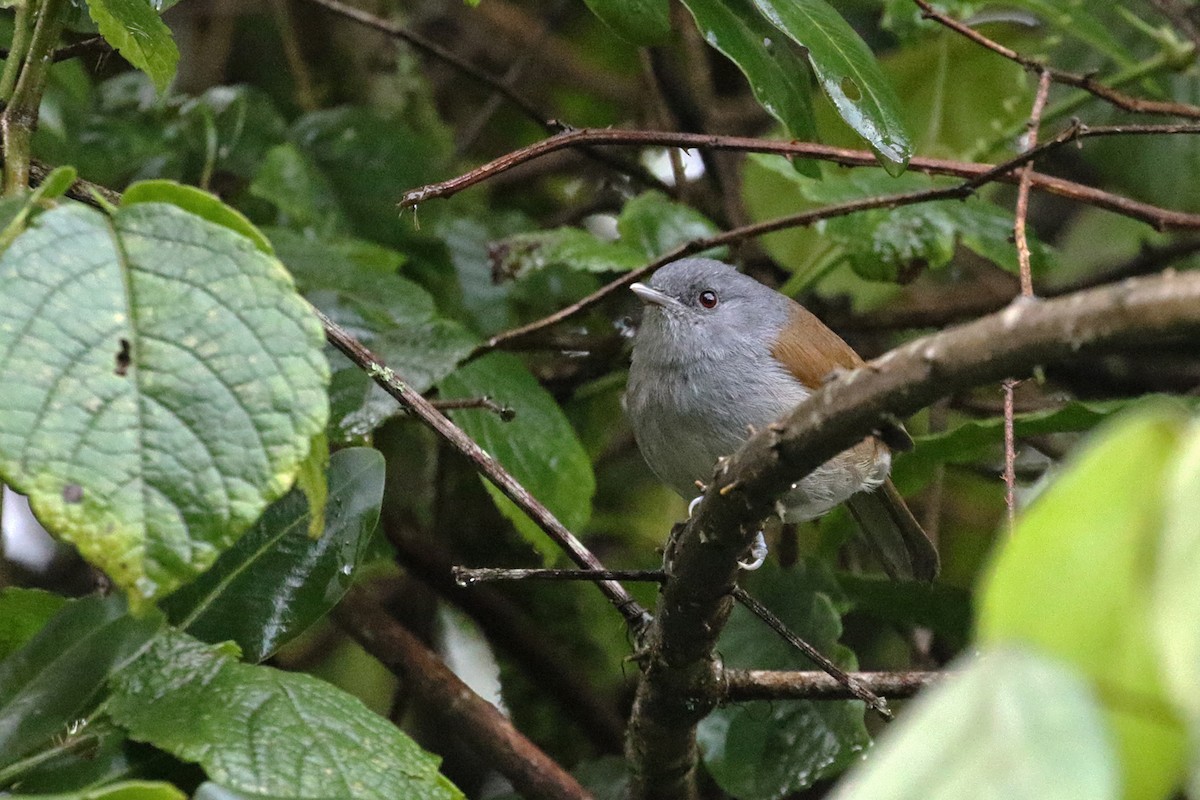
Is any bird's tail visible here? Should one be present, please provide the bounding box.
[845,479,939,581]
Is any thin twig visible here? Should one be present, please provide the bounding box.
[481,122,1093,352]
[317,307,652,632]
[397,126,1200,232]
[914,0,1200,119]
[426,395,515,421]
[1004,69,1052,530]
[453,566,667,584]
[724,669,941,701]
[731,586,892,719]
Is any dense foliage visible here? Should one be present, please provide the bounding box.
[0,0,1199,799]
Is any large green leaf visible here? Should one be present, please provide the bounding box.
[107,631,463,800]
[0,202,330,607]
[439,353,595,559]
[85,0,179,92]
[583,0,670,45]
[491,228,646,280]
[680,0,817,144]
[750,0,912,172]
[163,448,385,662]
[267,227,477,438]
[978,406,1190,800]
[616,190,721,257]
[698,561,869,798]
[0,597,162,771]
[827,648,1119,800]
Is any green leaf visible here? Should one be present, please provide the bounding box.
[836,573,972,646]
[266,227,477,438]
[32,166,79,202]
[492,228,646,280]
[978,406,1190,800]
[194,784,339,800]
[1151,419,1200,725]
[6,780,187,799]
[294,431,329,538]
[439,353,595,559]
[178,86,289,181]
[827,648,1119,800]
[247,144,348,235]
[749,0,912,172]
[616,190,721,257]
[891,397,1179,492]
[0,588,68,661]
[162,448,385,663]
[583,0,670,45]
[107,630,463,799]
[85,0,179,93]
[747,157,1052,281]
[122,180,274,254]
[0,203,330,607]
[698,560,869,798]
[0,597,163,770]
[679,0,817,145]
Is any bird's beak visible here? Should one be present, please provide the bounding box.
[631,282,678,308]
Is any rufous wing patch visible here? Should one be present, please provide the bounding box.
[769,301,863,389]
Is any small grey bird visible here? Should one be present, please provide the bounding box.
[626,257,938,581]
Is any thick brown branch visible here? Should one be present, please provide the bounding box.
[914,0,1200,119]
[724,669,941,701]
[317,308,651,631]
[625,270,1200,800]
[335,587,593,800]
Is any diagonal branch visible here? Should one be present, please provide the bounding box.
[335,587,593,800]
[317,308,652,632]
[624,270,1200,800]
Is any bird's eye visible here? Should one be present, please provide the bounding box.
[698,290,719,309]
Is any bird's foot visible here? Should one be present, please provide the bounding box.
[738,531,768,571]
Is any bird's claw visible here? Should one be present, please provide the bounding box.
[738,531,768,570]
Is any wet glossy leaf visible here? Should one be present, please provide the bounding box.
[828,648,1119,800]
[85,0,179,93]
[680,0,817,145]
[698,561,868,798]
[439,353,595,559]
[583,0,670,45]
[0,597,163,770]
[162,448,385,662]
[107,631,463,799]
[0,203,330,607]
[978,406,1190,800]
[750,0,912,171]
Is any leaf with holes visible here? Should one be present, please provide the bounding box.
[0,199,330,609]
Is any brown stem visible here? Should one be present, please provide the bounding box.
[397,126,1200,234]
[335,587,593,800]
[624,270,1200,800]
[914,0,1200,118]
